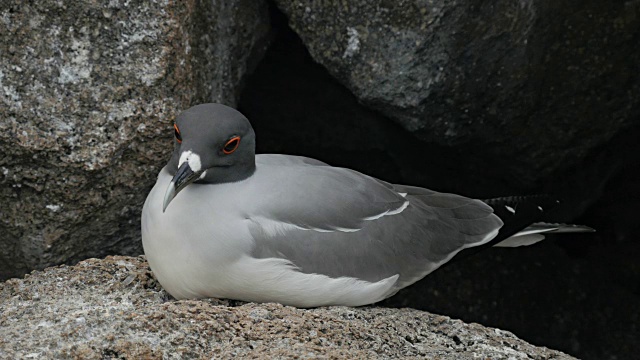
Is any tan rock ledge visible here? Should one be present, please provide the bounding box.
[0,256,575,359]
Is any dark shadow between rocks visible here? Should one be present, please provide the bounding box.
[238,3,538,200]
[238,4,640,360]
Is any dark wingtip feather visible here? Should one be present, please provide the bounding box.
[482,194,562,243]
[448,195,565,264]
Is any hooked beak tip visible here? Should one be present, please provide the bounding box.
[163,181,177,213]
[162,162,202,213]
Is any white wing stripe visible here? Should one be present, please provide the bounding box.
[254,200,409,236]
[308,227,337,233]
[364,211,388,221]
[333,226,361,233]
[364,200,409,221]
[387,200,410,216]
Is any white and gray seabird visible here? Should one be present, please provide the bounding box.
[142,103,592,308]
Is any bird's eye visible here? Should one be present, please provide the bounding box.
[174,124,182,143]
[223,136,241,154]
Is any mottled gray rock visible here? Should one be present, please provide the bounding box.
[0,256,575,359]
[0,1,269,279]
[274,0,640,185]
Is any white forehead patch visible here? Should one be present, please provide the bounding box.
[179,150,202,172]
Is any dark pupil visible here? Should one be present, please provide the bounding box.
[224,139,238,151]
[174,128,181,141]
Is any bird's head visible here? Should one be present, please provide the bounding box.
[163,103,256,212]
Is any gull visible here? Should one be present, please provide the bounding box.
[142,103,592,307]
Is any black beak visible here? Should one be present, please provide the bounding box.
[163,162,203,212]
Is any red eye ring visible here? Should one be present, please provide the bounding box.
[223,136,241,154]
[173,124,182,144]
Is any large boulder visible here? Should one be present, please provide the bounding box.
[273,0,640,186]
[0,0,270,279]
[0,256,575,359]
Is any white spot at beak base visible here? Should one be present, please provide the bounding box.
[179,150,202,172]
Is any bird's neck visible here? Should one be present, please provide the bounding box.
[196,159,256,185]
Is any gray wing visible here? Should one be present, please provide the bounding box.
[248,159,503,289]
[249,160,407,231]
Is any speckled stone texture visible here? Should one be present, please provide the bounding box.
[0,256,574,359]
[273,0,640,186]
[0,0,269,279]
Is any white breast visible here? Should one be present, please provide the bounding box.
[142,168,249,298]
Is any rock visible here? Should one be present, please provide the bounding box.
[0,0,270,279]
[0,256,575,359]
[273,0,640,186]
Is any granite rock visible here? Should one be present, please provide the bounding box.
[0,0,269,279]
[273,0,640,186]
[0,255,575,359]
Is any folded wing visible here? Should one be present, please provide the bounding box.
[247,155,504,292]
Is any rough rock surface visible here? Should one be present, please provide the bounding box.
[0,0,269,279]
[0,256,575,359]
[274,0,640,186]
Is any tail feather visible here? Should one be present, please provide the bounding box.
[449,195,594,262]
[534,223,596,234]
[495,222,595,247]
[495,234,546,248]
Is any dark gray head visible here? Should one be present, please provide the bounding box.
[163,103,256,211]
